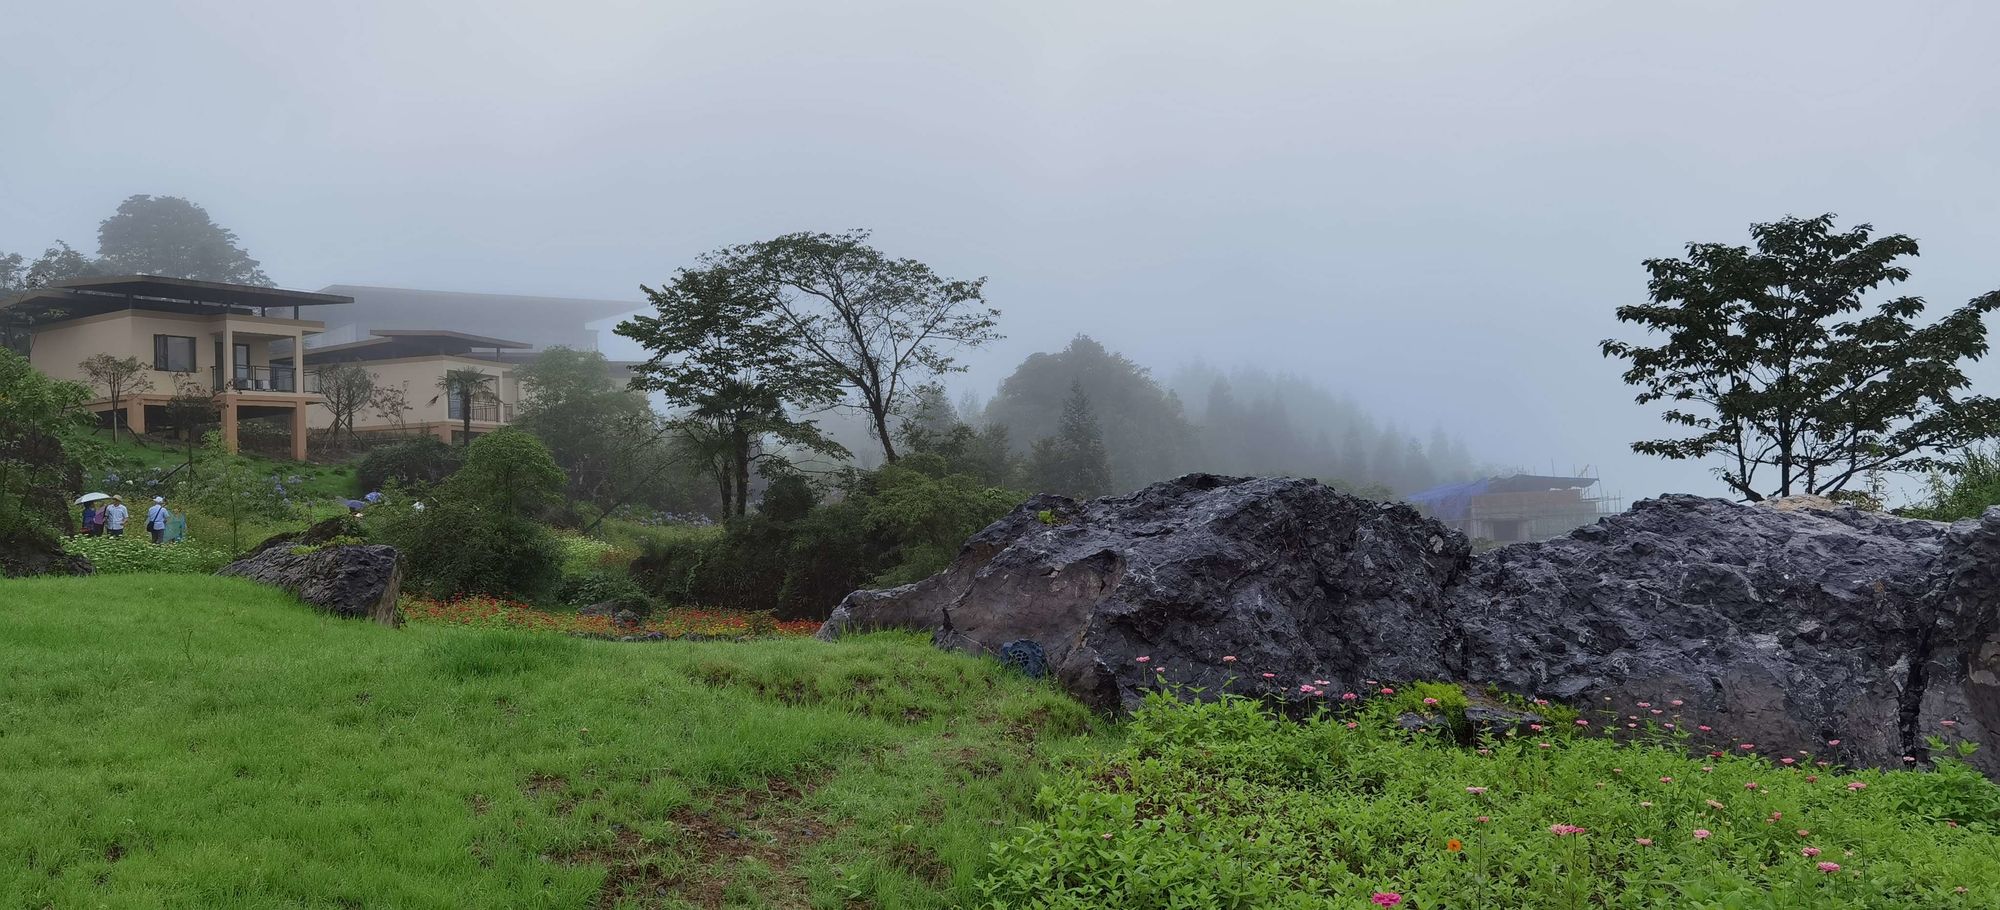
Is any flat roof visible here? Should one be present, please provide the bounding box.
[1,275,351,323]
[295,329,531,364]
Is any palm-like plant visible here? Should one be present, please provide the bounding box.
[430,368,500,446]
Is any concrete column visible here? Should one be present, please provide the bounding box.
[125,400,147,435]
[221,402,239,454]
[293,331,306,393]
[222,325,234,389]
[291,405,309,461]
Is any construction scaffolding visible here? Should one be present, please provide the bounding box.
[1406,468,1622,547]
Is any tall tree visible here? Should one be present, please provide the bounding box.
[986,336,1194,490]
[95,195,272,285]
[78,354,154,443]
[617,263,848,516]
[432,368,499,446]
[722,230,1000,463]
[1027,381,1112,499]
[1603,214,2000,501]
[514,346,699,520]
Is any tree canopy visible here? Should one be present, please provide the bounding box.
[1603,214,2000,501]
[95,195,272,285]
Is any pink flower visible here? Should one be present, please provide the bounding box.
[1903,756,1918,763]
[1942,719,1958,727]
[1100,833,1114,840]
[1342,692,1358,701]
[1698,725,1713,732]
[1575,719,1590,726]
[1827,739,1840,746]
[1626,723,1638,729]
[1538,742,1552,749]
[1846,781,1867,791]
[1135,656,1150,663]
[1476,815,1490,823]
[1549,824,1586,836]
[1659,776,1673,783]
[1693,829,1712,840]
[1816,862,1840,874]
[1465,786,1488,795]
[1805,775,1818,783]
[1221,655,1237,663]
[1706,799,1726,810]
[1700,766,1714,773]
[1638,701,1652,708]
[1650,709,1663,715]
[1780,757,1795,765]
[1345,721,1358,729]
[1529,723,1545,732]
[1670,699,1684,707]
[1639,801,1654,807]
[1664,723,1675,730]
[1476,748,1491,755]
[1802,847,1821,857]
[1315,679,1330,686]
[1533,698,1549,706]
[1797,829,1810,837]
[1738,743,1756,750]
[1744,782,1759,790]
[1380,687,1396,695]
[1423,697,1439,706]
[1635,837,1654,846]
[1261,672,1276,679]
[1371,893,1403,907]
[1298,684,1317,694]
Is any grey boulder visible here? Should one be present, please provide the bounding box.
[218,543,404,627]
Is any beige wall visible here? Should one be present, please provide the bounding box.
[28,310,322,399]
[309,355,516,431]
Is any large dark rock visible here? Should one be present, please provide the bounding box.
[0,527,93,578]
[820,474,1469,713]
[819,475,2000,777]
[218,544,404,626]
[245,515,367,557]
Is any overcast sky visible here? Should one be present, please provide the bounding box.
[6,0,1998,503]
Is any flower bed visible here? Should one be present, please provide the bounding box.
[400,594,820,639]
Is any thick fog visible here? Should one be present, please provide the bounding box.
[6,1,1999,503]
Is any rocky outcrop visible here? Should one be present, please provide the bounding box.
[218,544,404,627]
[819,475,2000,777]
[0,527,93,578]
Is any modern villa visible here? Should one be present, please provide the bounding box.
[283,329,528,444]
[5,275,643,457]
[0,275,349,459]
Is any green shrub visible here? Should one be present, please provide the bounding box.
[378,503,564,600]
[979,689,2000,909]
[64,535,231,574]
[1906,446,2000,521]
[553,570,654,615]
[355,437,462,493]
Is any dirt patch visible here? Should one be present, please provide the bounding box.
[561,775,834,909]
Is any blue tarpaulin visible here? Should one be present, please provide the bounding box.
[1405,474,1598,521]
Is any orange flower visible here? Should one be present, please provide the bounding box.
[1446,838,1463,852]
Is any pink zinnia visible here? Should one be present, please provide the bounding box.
[1744,782,1759,790]
[1423,697,1439,706]
[1100,833,1114,840]
[1802,847,1821,857]
[1261,672,1276,679]
[1533,698,1549,706]
[1638,701,1652,708]
[1706,799,1726,810]
[1797,829,1810,837]
[1538,742,1552,749]
[1635,837,1653,846]
[1827,739,1841,746]
[1650,709,1663,715]
[1693,829,1711,840]
[1817,862,1840,874]
[1345,721,1358,729]
[1381,687,1395,695]
[1780,757,1795,765]
[1739,743,1756,750]
[1465,786,1487,795]
[1135,656,1150,663]
[1670,699,1684,707]
[1575,719,1589,726]
[1529,723,1544,732]
[1342,692,1357,701]
[1370,893,1403,907]
[1942,719,1958,727]
[1476,815,1490,823]
[1549,824,1586,836]
[1659,776,1673,783]
[1846,781,1867,791]
[1698,725,1712,732]
[1221,655,1237,663]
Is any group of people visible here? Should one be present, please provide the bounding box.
[78,495,182,544]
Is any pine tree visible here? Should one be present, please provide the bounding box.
[1027,381,1112,498]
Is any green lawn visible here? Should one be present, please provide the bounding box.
[0,575,1097,909]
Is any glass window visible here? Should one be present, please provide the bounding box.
[153,335,195,372]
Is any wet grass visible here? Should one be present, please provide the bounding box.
[0,574,1101,909]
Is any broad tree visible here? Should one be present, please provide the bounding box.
[1027,381,1112,499]
[78,354,154,443]
[618,263,848,516]
[514,347,698,521]
[700,230,999,463]
[96,195,272,285]
[1603,214,2000,501]
[0,349,99,545]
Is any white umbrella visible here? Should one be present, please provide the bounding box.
[74,492,111,505]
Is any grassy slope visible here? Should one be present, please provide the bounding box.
[0,575,1097,910]
[87,436,357,550]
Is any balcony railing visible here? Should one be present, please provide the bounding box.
[213,365,317,393]
[447,399,509,422]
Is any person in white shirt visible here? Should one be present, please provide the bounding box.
[104,496,129,537]
[147,496,170,545]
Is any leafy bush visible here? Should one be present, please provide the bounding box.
[355,437,463,493]
[372,430,569,600]
[64,535,231,574]
[1906,446,2000,521]
[979,687,2000,909]
[553,570,653,615]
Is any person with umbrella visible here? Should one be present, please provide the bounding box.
[74,493,110,537]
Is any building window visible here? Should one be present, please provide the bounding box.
[153,335,196,372]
